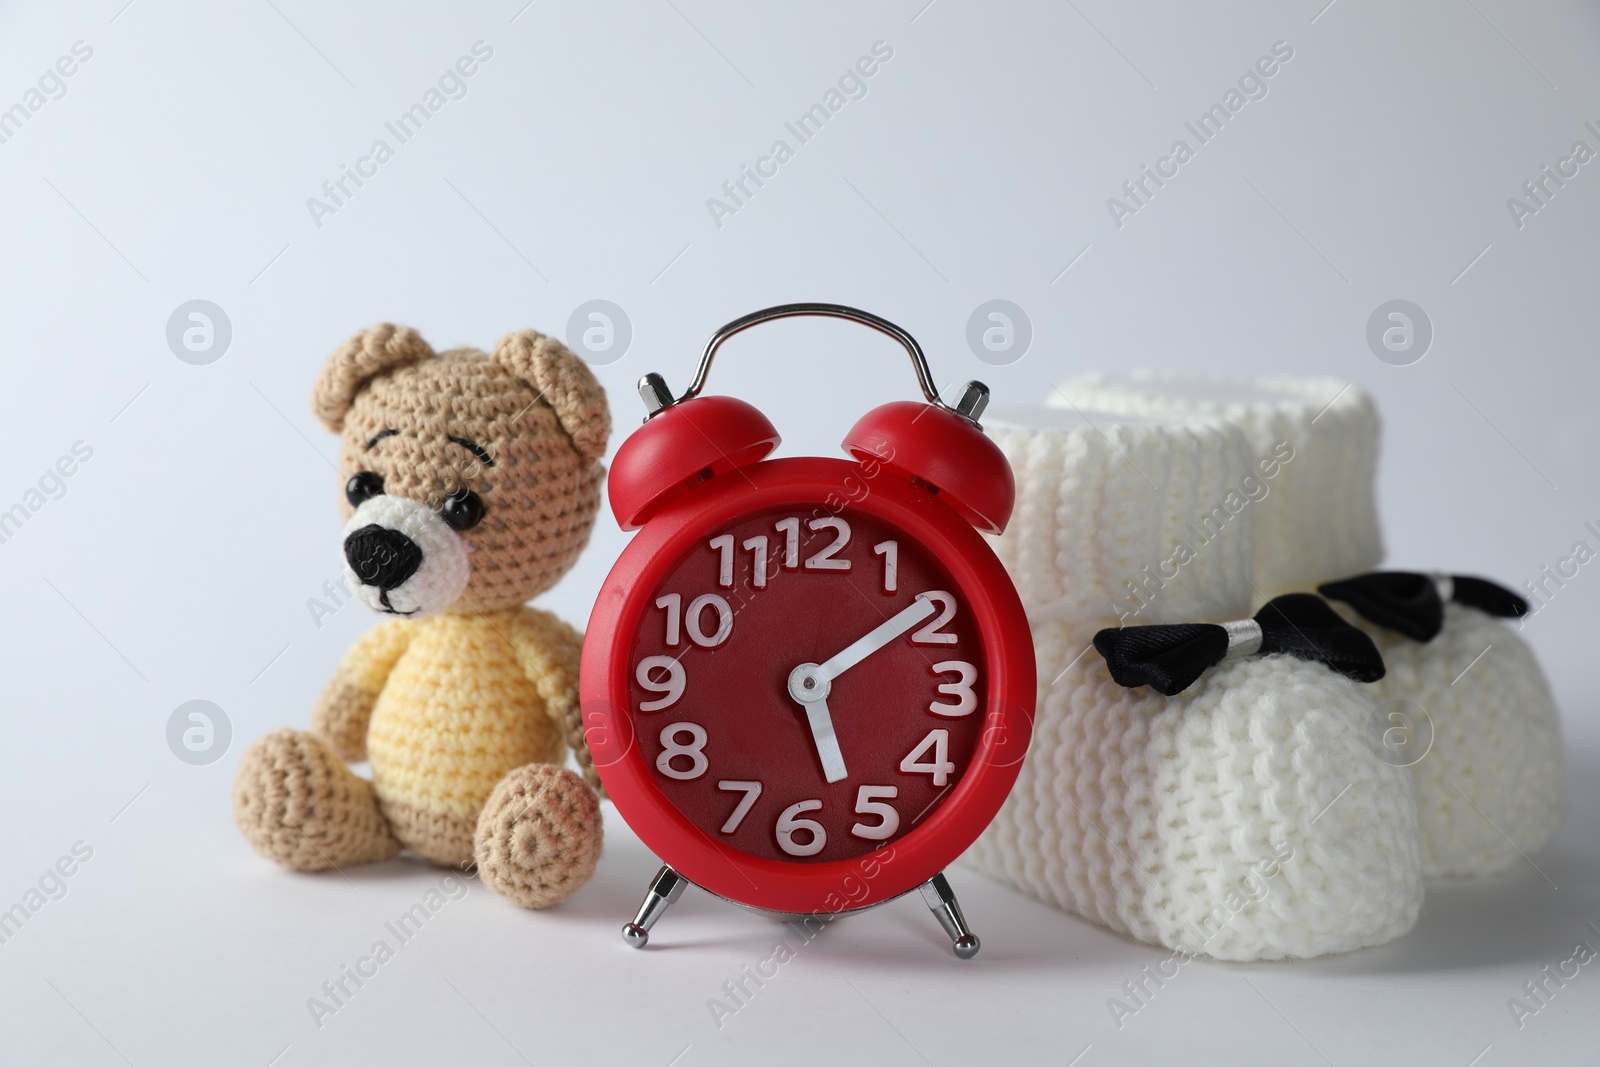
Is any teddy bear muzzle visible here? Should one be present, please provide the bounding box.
[341,493,471,618]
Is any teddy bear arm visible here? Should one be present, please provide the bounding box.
[310,674,377,762]
[507,609,598,794]
[310,620,414,762]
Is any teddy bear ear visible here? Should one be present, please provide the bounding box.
[310,324,435,432]
[492,330,611,460]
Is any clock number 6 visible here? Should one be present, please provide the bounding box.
[657,722,708,780]
[776,799,827,857]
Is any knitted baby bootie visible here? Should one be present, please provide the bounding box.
[964,408,1421,960]
[233,728,401,870]
[1053,371,1383,600]
[474,764,603,909]
[1054,373,1566,880]
[1319,573,1564,876]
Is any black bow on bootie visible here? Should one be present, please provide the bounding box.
[1092,593,1386,696]
[1317,571,1529,643]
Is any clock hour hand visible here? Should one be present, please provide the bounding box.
[785,594,938,785]
[815,594,938,683]
[787,665,848,782]
[801,696,848,784]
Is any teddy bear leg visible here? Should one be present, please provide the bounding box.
[234,728,401,870]
[474,764,602,909]
[377,800,477,869]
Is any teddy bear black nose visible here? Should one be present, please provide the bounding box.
[344,525,424,590]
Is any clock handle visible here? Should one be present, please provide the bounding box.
[640,302,988,425]
[921,871,981,960]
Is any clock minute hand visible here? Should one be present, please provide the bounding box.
[785,595,937,786]
[815,594,938,683]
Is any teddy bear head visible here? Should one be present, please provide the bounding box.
[310,323,610,617]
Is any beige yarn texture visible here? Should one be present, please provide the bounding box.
[322,328,611,615]
[233,729,401,870]
[964,408,1422,960]
[1053,372,1384,600]
[475,764,604,909]
[234,324,609,909]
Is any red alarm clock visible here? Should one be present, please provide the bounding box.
[580,304,1034,958]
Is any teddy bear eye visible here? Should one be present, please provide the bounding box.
[346,471,385,507]
[441,486,485,531]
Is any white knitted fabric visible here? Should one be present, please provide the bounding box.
[1334,601,1564,877]
[1053,372,1564,879]
[982,407,1255,626]
[965,407,1422,960]
[1052,372,1384,600]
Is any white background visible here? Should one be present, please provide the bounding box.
[2,0,1598,1063]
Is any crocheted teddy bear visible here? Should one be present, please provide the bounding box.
[233,323,610,909]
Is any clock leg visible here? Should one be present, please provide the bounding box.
[920,871,980,959]
[622,865,687,949]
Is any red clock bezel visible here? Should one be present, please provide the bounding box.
[581,455,1035,916]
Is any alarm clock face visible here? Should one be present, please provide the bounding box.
[585,457,1034,914]
[628,503,986,865]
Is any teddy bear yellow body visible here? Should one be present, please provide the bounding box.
[350,610,577,864]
